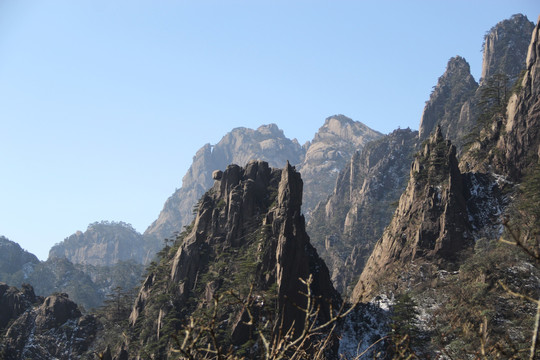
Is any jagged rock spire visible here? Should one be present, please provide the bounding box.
[352,130,472,301]
[481,14,535,85]
[419,56,478,142]
[129,161,339,357]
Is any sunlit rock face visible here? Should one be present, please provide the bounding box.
[481,14,535,86]
[129,161,340,358]
[297,115,383,218]
[353,128,473,301]
[49,222,146,266]
[308,128,418,294]
[418,56,478,145]
[143,124,305,262]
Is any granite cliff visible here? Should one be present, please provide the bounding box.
[480,14,535,86]
[297,115,383,217]
[49,221,146,266]
[418,56,478,144]
[143,117,380,265]
[144,124,304,252]
[143,124,306,263]
[127,161,340,358]
[495,15,540,180]
[420,14,534,151]
[352,128,474,301]
[308,128,418,294]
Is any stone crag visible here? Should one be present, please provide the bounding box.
[0,284,98,360]
[308,128,418,294]
[353,128,473,301]
[297,115,383,218]
[128,161,340,358]
[49,221,146,266]
[143,124,306,263]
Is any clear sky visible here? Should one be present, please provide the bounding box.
[0,1,538,260]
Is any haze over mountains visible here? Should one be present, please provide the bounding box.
[1,13,539,359]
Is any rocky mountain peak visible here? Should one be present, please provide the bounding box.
[1,285,98,360]
[481,14,535,85]
[48,221,146,266]
[129,160,338,357]
[298,115,383,216]
[316,114,379,145]
[419,56,478,142]
[495,15,540,180]
[256,123,282,136]
[143,124,305,261]
[0,236,40,280]
[353,129,472,301]
[307,128,418,294]
[460,16,540,180]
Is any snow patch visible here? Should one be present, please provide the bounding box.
[339,303,389,358]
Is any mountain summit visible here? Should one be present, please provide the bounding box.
[128,161,340,358]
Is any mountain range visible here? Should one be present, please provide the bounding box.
[1,13,539,359]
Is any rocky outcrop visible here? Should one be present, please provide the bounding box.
[352,128,473,301]
[457,15,535,148]
[143,124,305,262]
[0,235,144,312]
[0,283,38,330]
[459,16,540,180]
[495,16,540,180]
[417,15,534,153]
[128,161,339,358]
[143,117,380,264]
[418,56,478,144]
[49,221,146,266]
[0,236,40,285]
[308,128,418,294]
[0,237,39,273]
[297,115,383,217]
[1,287,98,360]
[480,14,535,86]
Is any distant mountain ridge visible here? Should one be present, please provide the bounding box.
[49,221,146,266]
[48,116,381,267]
[142,123,306,261]
[308,128,418,294]
[0,236,40,283]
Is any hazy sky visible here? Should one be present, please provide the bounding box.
[0,1,538,260]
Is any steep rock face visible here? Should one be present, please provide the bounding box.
[459,16,540,180]
[353,128,473,301]
[0,236,40,285]
[481,14,535,85]
[143,124,305,262]
[496,16,540,180]
[457,15,535,145]
[49,221,145,266]
[297,115,383,217]
[1,288,98,360]
[129,161,339,358]
[143,117,380,264]
[418,56,478,143]
[308,129,418,294]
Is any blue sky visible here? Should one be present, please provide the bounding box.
[0,1,538,260]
